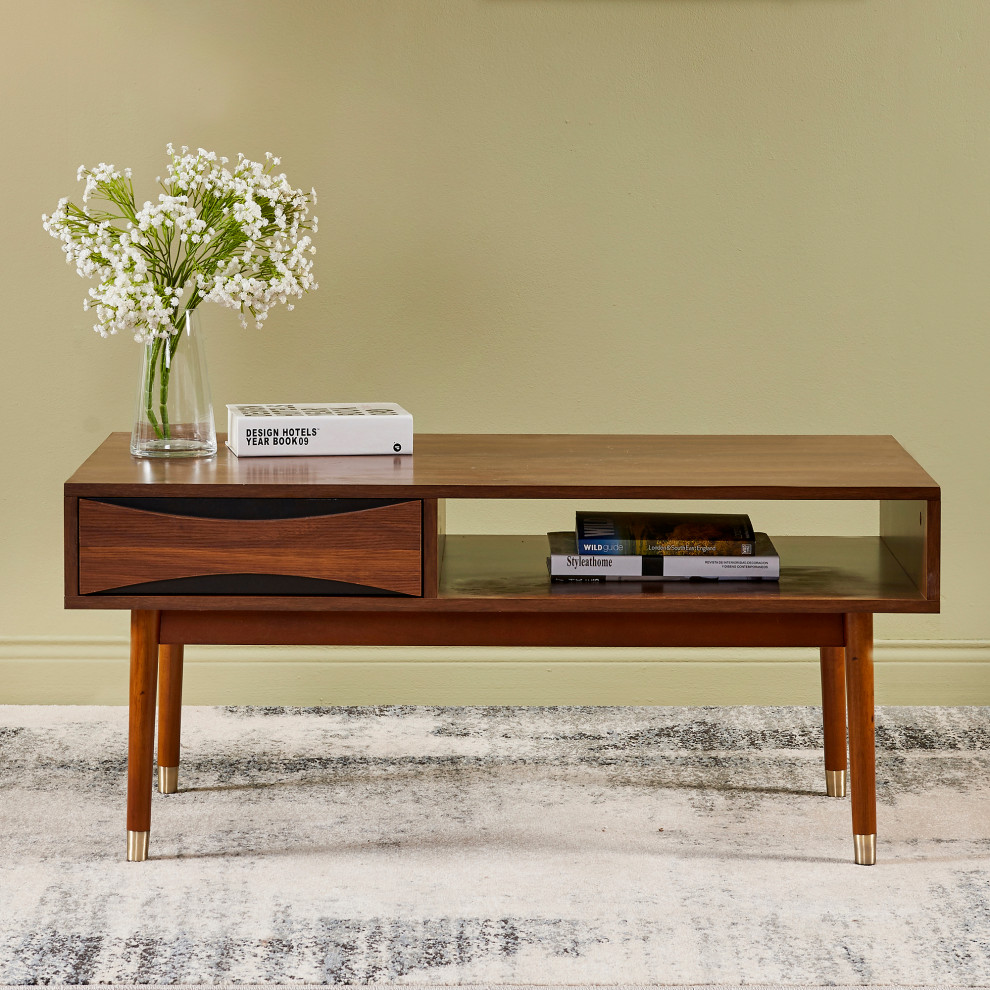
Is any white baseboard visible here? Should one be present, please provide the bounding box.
[2,638,988,706]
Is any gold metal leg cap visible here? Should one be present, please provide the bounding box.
[127,830,150,862]
[158,766,179,794]
[825,769,847,798]
[854,833,876,866]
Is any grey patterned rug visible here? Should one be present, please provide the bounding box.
[1,705,989,986]
[0,986,983,990]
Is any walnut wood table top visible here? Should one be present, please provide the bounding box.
[66,433,939,499]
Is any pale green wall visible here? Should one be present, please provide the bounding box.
[1,1,987,704]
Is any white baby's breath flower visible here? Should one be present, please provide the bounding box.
[43,144,317,343]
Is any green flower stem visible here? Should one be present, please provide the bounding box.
[158,338,171,439]
[147,303,200,442]
[143,337,164,440]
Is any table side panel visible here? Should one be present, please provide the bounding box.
[422,498,443,598]
[879,498,941,601]
[63,496,79,600]
[927,498,941,601]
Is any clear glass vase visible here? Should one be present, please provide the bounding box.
[131,308,217,458]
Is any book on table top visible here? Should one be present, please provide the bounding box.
[547,531,780,581]
[574,510,756,556]
[226,402,413,457]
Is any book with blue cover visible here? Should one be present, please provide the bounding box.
[574,510,756,556]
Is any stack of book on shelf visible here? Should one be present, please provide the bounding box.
[547,511,780,582]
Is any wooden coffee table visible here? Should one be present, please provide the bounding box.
[64,433,941,864]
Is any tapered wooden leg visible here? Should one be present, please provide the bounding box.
[157,644,184,794]
[127,610,161,862]
[844,613,876,865]
[819,646,848,797]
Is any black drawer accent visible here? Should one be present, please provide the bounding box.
[90,497,412,520]
[93,573,411,597]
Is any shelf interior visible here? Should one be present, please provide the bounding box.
[437,535,933,611]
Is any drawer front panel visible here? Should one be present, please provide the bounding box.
[78,498,422,596]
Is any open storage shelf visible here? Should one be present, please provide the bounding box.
[437,534,934,613]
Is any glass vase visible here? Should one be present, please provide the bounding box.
[130,308,217,458]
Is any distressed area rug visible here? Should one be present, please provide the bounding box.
[1,705,989,986]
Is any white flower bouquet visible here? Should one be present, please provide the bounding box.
[43,145,318,455]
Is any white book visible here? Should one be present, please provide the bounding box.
[547,531,780,580]
[226,403,413,457]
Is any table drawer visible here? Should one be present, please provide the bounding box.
[77,497,422,596]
